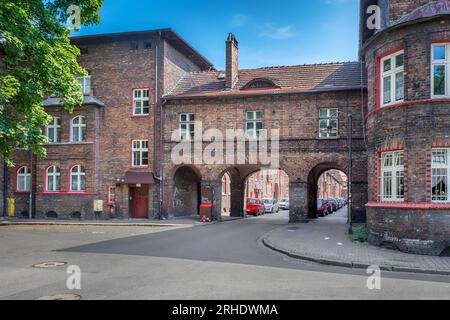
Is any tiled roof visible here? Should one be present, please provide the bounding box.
[166,61,366,99]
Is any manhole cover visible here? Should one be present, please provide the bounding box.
[37,294,81,300]
[32,261,67,268]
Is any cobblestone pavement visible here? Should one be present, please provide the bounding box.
[263,208,450,275]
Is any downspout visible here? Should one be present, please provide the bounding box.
[2,159,7,217]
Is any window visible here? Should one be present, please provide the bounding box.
[319,108,339,138]
[432,148,450,202]
[133,89,150,116]
[144,42,152,50]
[380,151,404,202]
[243,79,277,90]
[76,76,91,95]
[70,165,86,192]
[246,111,263,139]
[46,117,61,143]
[46,166,61,192]
[432,44,449,97]
[179,113,195,141]
[108,186,116,204]
[130,42,139,51]
[17,166,31,192]
[380,50,404,106]
[71,116,86,142]
[132,140,149,167]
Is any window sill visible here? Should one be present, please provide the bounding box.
[318,136,340,140]
[366,201,450,210]
[370,98,450,117]
[131,114,150,118]
[39,191,96,196]
[43,142,93,146]
[15,191,31,194]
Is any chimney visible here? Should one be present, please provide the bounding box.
[226,33,239,89]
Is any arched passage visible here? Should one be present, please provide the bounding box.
[219,167,245,218]
[172,166,201,217]
[307,163,348,219]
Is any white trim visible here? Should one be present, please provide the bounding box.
[131,140,149,167]
[380,151,404,202]
[318,108,339,138]
[132,89,150,116]
[245,111,263,139]
[46,166,61,192]
[17,166,31,191]
[179,113,195,141]
[431,148,450,203]
[431,43,449,98]
[380,50,404,107]
[45,117,61,143]
[70,116,86,142]
[70,165,86,192]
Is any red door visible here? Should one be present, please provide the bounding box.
[129,186,149,218]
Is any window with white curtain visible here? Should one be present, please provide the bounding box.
[17,166,31,192]
[380,151,404,202]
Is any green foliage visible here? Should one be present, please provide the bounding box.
[349,224,368,243]
[0,0,103,166]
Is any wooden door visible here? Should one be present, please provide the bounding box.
[129,186,149,218]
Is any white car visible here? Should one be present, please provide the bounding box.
[278,199,290,210]
[262,199,279,213]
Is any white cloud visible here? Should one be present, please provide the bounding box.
[259,24,297,40]
[230,14,249,27]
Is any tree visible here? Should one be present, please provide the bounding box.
[0,0,103,166]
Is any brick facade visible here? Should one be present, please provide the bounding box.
[361,0,450,255]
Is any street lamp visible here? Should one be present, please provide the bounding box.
[322,112,353,235]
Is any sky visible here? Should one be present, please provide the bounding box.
[73,0,360,70]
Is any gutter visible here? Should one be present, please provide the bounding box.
[163,85,368,101]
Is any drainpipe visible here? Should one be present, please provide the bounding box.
[2,159,7,217]
[28,146,33,220]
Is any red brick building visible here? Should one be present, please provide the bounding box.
[1,29,213,219]
[361,0,450,255]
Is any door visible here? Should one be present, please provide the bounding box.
[129,185,149,218]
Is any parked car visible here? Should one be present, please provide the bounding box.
[246,199,265,216]
[278,199,290,210]
[262,199,279,213]
[317,199,331,217]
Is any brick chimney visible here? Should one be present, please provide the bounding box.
[226,33,239,89]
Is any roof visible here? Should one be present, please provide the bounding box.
[165,62,366,100]
[394,0,450,26]
[70,28,213,71]
[43,96,105,108]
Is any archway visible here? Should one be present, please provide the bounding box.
[219,167,245,218]
[244,169,290,217]
[307,163,348,219]
[172,166,201,217]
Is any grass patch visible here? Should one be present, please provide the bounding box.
[349,224,368,243]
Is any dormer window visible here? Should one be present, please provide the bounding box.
[242,78,278,90]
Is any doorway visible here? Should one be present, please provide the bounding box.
[129,185,149,218]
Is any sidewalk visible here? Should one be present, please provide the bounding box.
[0,215,242,228]
[262,208,450,275]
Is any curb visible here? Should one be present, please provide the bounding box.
[261,232,450,276]
[0,221,192,228]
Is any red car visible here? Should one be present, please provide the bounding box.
[246,199,265,216]
[317,199,331,217]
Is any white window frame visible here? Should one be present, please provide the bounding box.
[108,186,116,204]
[179,113,195,141]
[431,43,449,98]
[431,148,450,203]
[380,151,404,202]
[132,140,149,167]
[46,166,61,192]
[45,117,61,143]
[133,89,150,116]
[71,116,86,142]
[319,108,339,138]
[70,165,86,192]
[380,50,404,107]
[246,111,263,139]
[76,76,91,95]
[17,166,31,192]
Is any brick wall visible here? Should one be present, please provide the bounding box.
[162,90,368,222]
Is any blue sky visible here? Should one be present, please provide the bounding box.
[74,0,360,70]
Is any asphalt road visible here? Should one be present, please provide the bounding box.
[0,211,449,300]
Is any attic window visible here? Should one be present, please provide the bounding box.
[242,78,278,90]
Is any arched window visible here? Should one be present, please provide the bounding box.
[46,166,61,192]
[17,166,31,191]
[71,116,86,142]
[70,165,86,192]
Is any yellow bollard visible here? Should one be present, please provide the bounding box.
[7,198,15,217]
